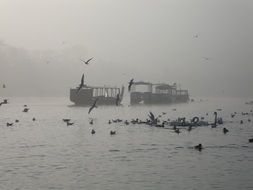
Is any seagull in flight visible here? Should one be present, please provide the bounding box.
[128,79,134,92]
[148,111,155,122]
[76,74,84,94]
[80,57,93,65]
[88,98,99,114]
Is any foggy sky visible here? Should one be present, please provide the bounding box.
[0,0,253,97]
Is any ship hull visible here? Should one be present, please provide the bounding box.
[130,92,189,105]
[70,88,121,106]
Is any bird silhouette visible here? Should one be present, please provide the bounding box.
[7,122,13,127]
[80,57,93,65]
[128,79,134,92]
[3,84,6,88]
[23,108,29,113]
[76,74,84,94]
[194,144,203,151]
[67,121,74,126]
[88,98,99,114]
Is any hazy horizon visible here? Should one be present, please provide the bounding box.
[1,0,253,98]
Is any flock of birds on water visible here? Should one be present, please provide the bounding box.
[1,95,253,151]
[1,57,253,151]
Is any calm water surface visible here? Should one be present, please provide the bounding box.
[0,97,253,190]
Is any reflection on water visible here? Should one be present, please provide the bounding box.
[0,97,253,190]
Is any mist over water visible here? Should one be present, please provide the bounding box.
[1,0,253,189]
[0,0,253,97]
[0,97,253,190]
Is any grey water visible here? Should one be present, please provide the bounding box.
[0,97,253,190]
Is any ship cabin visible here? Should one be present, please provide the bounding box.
[70,85,124,105]
[130,81,189,105]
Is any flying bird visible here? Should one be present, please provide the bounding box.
[148,111,155,122]
[80,57,93,65]
[128,79,134,92]
[76,74,84,94]
[88,98,99,114]
[203,57,211,61]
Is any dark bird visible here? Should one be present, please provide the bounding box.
[88,98,99,114]
[211,112,218,128]
[194,144,203,151]
[174,128,180,134]
[63,119,71,122]
[66,121,74,126]
[223,128,229,134]
[89,119,93,125]
[32,117,36,121]
[108,120,112,124]
[15,119,19,123]
[91,129,96,134]
[76,74,85,94]
[148,111,156,123]
[6,122,13,127]
[128,79,134,92]
[116,93,120,106]
[3,84,6,88]
[23,108,29,113]
[80,57,93,65]
[110,130,116,135]
[249,138,253,143]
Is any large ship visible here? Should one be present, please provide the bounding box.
[130,81,189,105]
[70,84,124,106]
